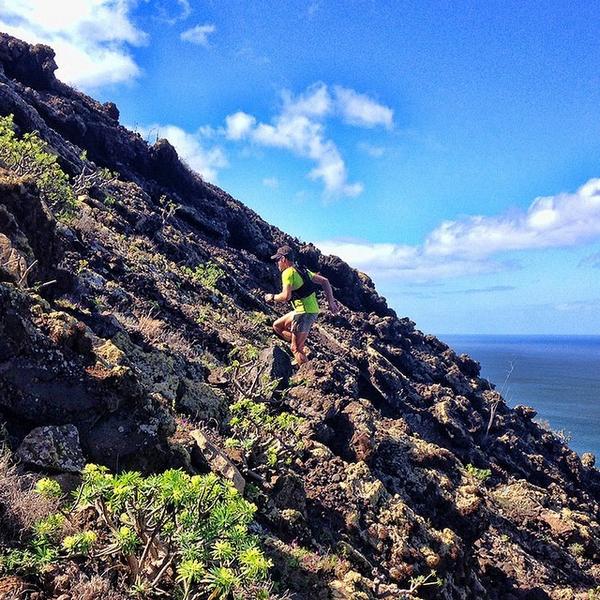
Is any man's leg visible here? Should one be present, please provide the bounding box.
[273,312,295,343]
[291,330,310,365]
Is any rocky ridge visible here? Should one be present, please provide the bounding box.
[0,33,598,599]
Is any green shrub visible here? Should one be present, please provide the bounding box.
[405,570,444,595]
[0,114,76,216]
[465,464,491,482]
[1,465,273,599]
[34,477,62,499]
[182,260,225,291]
[569,542,585,557]
[228,397,305,474]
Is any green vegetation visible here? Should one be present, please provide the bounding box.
[0,466,273,599]
[73,149,118,197]
[158,193,179,224]
[227,397,305,474]
[0,114,76,216]
[224,348,306,476]
[569,542,585,557]
[248,311,270,327]
[182,260,226,291]
[403,570,444,597]
[0,114,117,219]
[0,114,70,203]
[465,463,491,482]
[34,477,62,498]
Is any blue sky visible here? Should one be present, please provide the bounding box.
[2,0,600,334]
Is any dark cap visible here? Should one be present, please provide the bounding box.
[270,245,294,261]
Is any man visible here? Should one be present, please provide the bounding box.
[264,245,339,365]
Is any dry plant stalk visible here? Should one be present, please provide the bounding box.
[0,447,60,542]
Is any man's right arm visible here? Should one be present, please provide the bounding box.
[312,273,339,313]
[265,271,293,303]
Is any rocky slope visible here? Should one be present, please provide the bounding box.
[0,33,598,599]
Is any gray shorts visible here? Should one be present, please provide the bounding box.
[291,312,318,334]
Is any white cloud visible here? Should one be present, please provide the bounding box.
[225,112,256,140]
[136,123,228,182]
[316,239,508,282]
[180,23,216,46]
[334,86,394,129]
[262,177,279,188]
[222,83,394,198]
[318,178,600,282]
[0,0,147,89]
[424,178,600,258]
[250,113,363,197]
[282,83,333,118]
[153,0,191,24]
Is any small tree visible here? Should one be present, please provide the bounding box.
[0,114,76,215]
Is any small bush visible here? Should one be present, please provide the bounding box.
[0,465,273,599]
[465,464,491,482]
[569,542,585,557]
[72,150,118,197]
[182,260,226,291]
[0,114,76,216]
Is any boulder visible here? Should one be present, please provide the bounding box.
[16,424,85,472]
[271,473,307,515]
[256,345,293,390]
[581,452,595,469]
[515,405,538,420]
[175,380,227,422]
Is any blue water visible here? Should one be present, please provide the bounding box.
[440,335,600,457]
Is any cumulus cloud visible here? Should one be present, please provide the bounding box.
[318,178,600,282]
[136,123,228,182]
[333,86,394,129]
[0,0,147,89]
[222,83,391,198]
[225,112,257,140]
[282,83,333,118]
[180,23,216,46]
[316,239,510,282]
[424,178,600,257]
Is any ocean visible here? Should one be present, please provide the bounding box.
[439,335,600,458]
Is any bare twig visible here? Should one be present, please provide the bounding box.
[484,361,514,440]
[23,279,57,293]
[17,258,37,286]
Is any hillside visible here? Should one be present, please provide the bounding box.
[0,33,598,600]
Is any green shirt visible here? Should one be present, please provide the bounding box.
[282,266,319,314]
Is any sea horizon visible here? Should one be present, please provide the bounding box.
[437,333,600,338]
[438,333,600,458]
